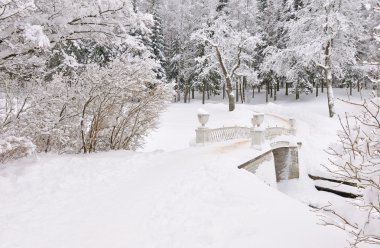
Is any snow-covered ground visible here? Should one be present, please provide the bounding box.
[0,89,374,248]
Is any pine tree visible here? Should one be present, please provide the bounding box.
[132,0,138,13]
[257,0,268,12]
[216,0,229,12]
[150,0,167,81]
[167,37,181,81]
[293,0,303,11]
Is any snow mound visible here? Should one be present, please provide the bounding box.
[0,148,347,248]
[197,108,209,115]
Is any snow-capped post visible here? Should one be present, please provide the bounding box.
[196,108,210,144]
[251,113,264,128]
[250,113,265,150]
[197,108,209,127]
[289,118,296,136]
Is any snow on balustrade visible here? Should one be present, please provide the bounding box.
[195,111,296,147]
[265,127,293,140]
[207,127,250,143]
[270,140,291,149]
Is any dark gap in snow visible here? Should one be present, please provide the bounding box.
[314,185,361,199]
[308,174,359,187]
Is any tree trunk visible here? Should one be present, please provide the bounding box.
[316,83,319,97]
[202,82,205,104]
[207,83,210,100]
[296,77,300,100]
[192,88,194,99]
[270,85,273,98]
[252,85,255,98]
[176,78,180,102]
[239,82,244,103]
[80,97,95,153]
[266,81,269,103]
[350,81,352,96]
[285,83,289,96]
[324,40,335,117]
[274,86,277,101]
[310,75,314,90]
[242,77,246,102]
[214,46,236,111]
[277,81,280,91]
[236,81,239,103]
[225,77,235,111]
[222,83,226,99]
[184,85,188,103]
[242,84,245,102]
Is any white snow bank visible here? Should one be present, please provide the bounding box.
[0,146,347,248]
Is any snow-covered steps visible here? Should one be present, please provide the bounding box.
[308,174,362,198]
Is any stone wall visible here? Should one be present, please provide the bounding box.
[272,147,299,181]
[238,151,273,173]
[239,146,299,182]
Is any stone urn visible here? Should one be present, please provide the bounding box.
[251,113,264,128]
[197,113,210,127]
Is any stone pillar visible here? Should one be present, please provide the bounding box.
[272,146,299,182]
[196,109,210,144]
[251,113,265,150]
[196,127,209,144]
[288,146,299,180]
[289,118,296,136]
[251,127,265,150]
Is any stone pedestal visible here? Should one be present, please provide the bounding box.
[196,127,209,144]
[289,118,296,136]
[272,146,299,181]
[251,128,265,150]
[196,110,210,144]
[288,146,300,180]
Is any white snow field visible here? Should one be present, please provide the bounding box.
[0,89,373,248]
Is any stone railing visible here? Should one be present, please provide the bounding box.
[207,127,250,143]
[265,127,294,140]
[237,150,273,173]
[195,109,296,150]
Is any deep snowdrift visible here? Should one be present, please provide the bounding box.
[0,89,372,248]
[1,148,347,248]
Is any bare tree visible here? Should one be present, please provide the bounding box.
[317,98,380,247]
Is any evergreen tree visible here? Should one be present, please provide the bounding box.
[216,0,229,12]
[132,0,138,13]
[150,0,167,81]
[293,0,303,11]
[166,37,181,82]
[257,0,268,12]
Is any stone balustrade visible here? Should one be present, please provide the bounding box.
[196,126,250,143]
[195,111,297,150]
